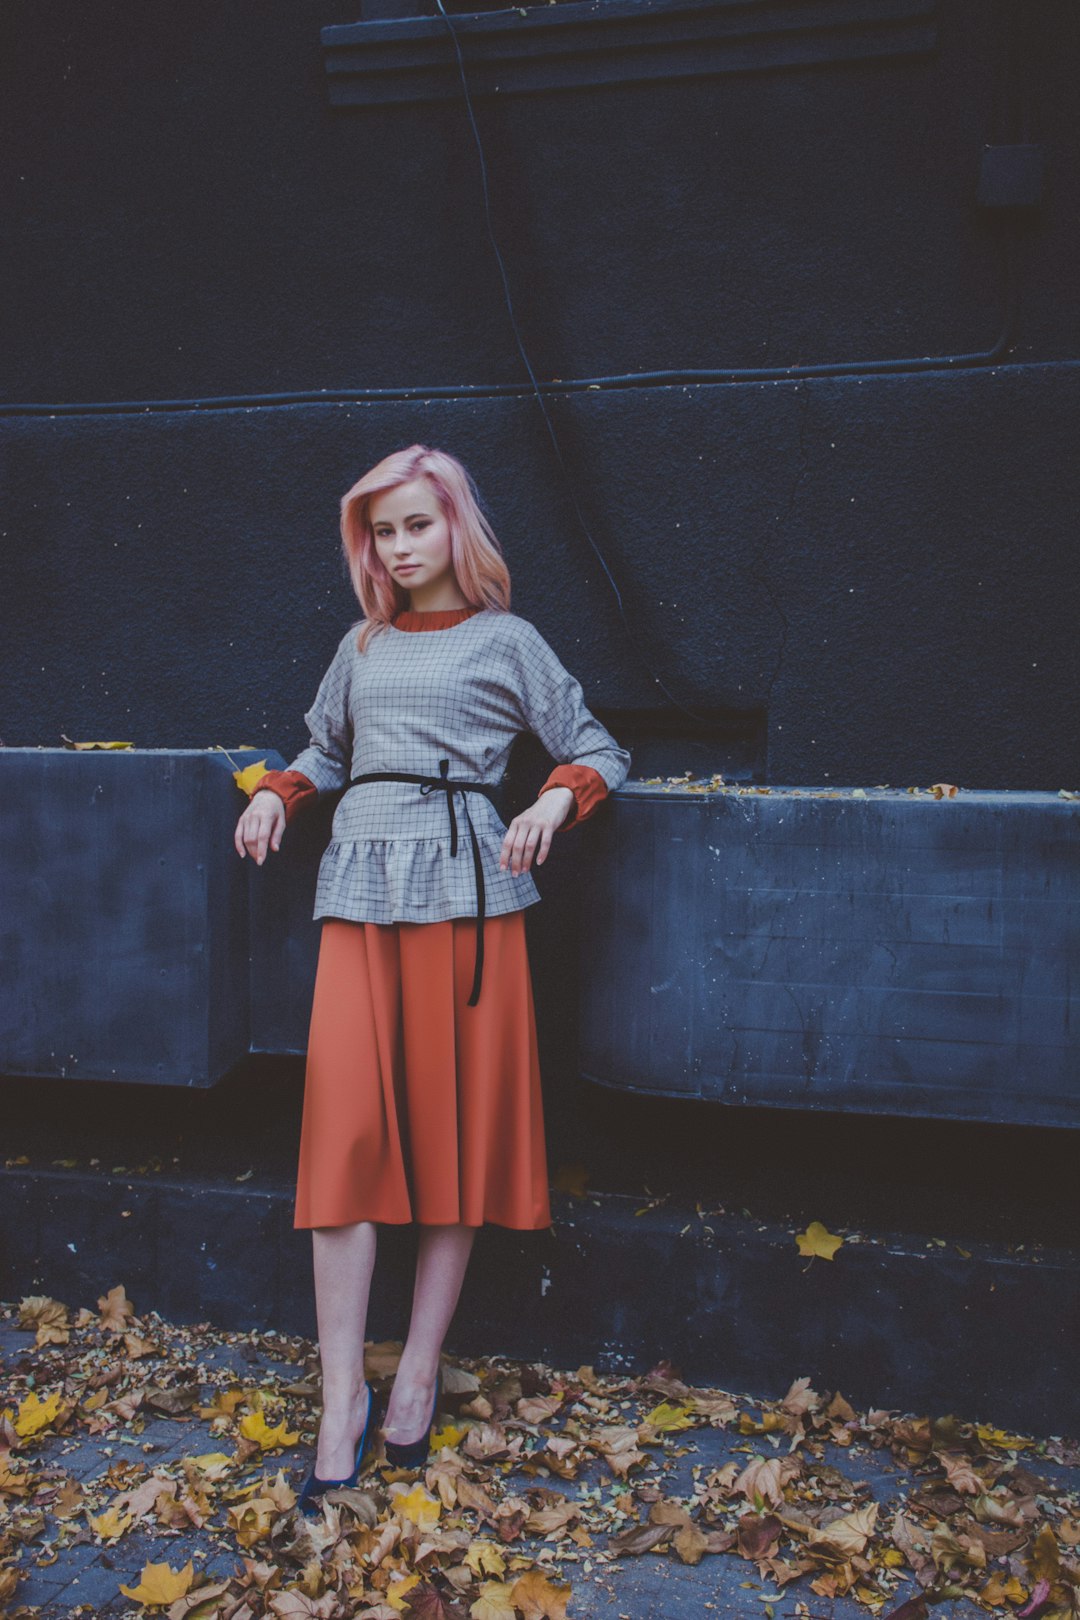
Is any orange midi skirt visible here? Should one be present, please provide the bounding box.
[293,910,552,1231]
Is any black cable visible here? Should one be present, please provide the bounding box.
[432,0,623,607]
[431,0,722,723]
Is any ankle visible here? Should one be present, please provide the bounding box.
[395,1353,440,1386]
[320,1379,369,1419]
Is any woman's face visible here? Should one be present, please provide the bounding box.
[370,477,458,604]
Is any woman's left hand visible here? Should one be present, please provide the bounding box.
[499,787,574,875]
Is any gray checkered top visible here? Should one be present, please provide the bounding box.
[282,609,631,924]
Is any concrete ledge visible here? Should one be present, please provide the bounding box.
[2,1162,1075,1436]
[322,0,939,105]
[582,785,1080,1127]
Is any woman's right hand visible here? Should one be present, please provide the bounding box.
[235,789,286,865]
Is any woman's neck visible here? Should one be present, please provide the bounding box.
[404,585,471,613]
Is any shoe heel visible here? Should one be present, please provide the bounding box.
[383,1366,442,1471]
[298,1379,378,1517]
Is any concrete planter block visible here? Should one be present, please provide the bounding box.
[0,748,269,1086]
[580,785,1080,1128]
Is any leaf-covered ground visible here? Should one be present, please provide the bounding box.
[1,1291,1078,1620]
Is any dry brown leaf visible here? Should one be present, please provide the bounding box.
[734,1453,800,1508]
[18,1295,70,1346]
[509,1567,571,1620]
[736,1512,784,1561]
[780,1377,821,1415]
[98,1284,137,1334]
[673,1522,708,1565]
[807,1502,879,1560]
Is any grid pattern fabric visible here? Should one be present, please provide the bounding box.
[283,610,631,924]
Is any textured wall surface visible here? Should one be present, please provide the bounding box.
[2,0,1078,787]
[2,366,1078,786]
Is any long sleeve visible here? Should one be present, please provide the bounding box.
[254,768,319,825]
[256,627,359,822]
[537,762,611,828]
[509,622,630,824]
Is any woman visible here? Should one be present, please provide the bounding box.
[233,445,629,1511]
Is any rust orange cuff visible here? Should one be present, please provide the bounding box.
[254,769,319,826]
[538,764,609,829]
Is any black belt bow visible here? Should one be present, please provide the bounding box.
[348,758,501,1006]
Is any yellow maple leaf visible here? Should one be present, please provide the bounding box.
[386,1571,422,1610]
[238,1410,299,1450]
[470,1581,519,1620]
[195,1388,247,1421]
[15,1388,65,1437]
[390,1482,441,1526]
[119,1558,195,1606]
[89,1505,134,1540]
[980,1571,1028,1607]
[432,1420,467,1452]
[234,760,271,797]
[465,1540,507,1578]
[796,1221,844,1261]
[67,739,134,750]
[643,1400,697,1431]
[976,1423,1033,1451]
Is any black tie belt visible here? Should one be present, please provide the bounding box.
[348,758,502,1007]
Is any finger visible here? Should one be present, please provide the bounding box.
[535,825,554,866]
[243,815,267,862]
[510,822,535,874]
[515,822,543,874]
[500,819,523,871]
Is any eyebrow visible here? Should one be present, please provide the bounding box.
[374,513,433,524]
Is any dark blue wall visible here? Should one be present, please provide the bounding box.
[2,0,1078,789]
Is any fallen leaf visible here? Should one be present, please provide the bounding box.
[390,1483,442,1527]
[235,760,271,797]
[14,1388,65,1438]
[736,1512,784,1560]
[119,1558,195,1606]
[643,1400,697,1432]
[98,1284,137,1333]
[808,1502,879,1559]
[238,1411,300,1451]
[796,1221,844,1261]
[509,1567,572,1620]
[470,1582,518,1620]
[18,1295,70,1346]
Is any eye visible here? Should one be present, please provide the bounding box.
[410,520,431,532]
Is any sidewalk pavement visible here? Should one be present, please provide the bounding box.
[1,1302,1077,1620]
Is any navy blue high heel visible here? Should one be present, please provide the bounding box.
[383,1366,442,1471]
[297,1380,379,1517]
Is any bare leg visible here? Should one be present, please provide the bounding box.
[383,1222,479,1443]
[311,1221,378,1477]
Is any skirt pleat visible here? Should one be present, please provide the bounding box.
[293,911,552,1231]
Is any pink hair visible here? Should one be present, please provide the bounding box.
[339,446,511,651]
